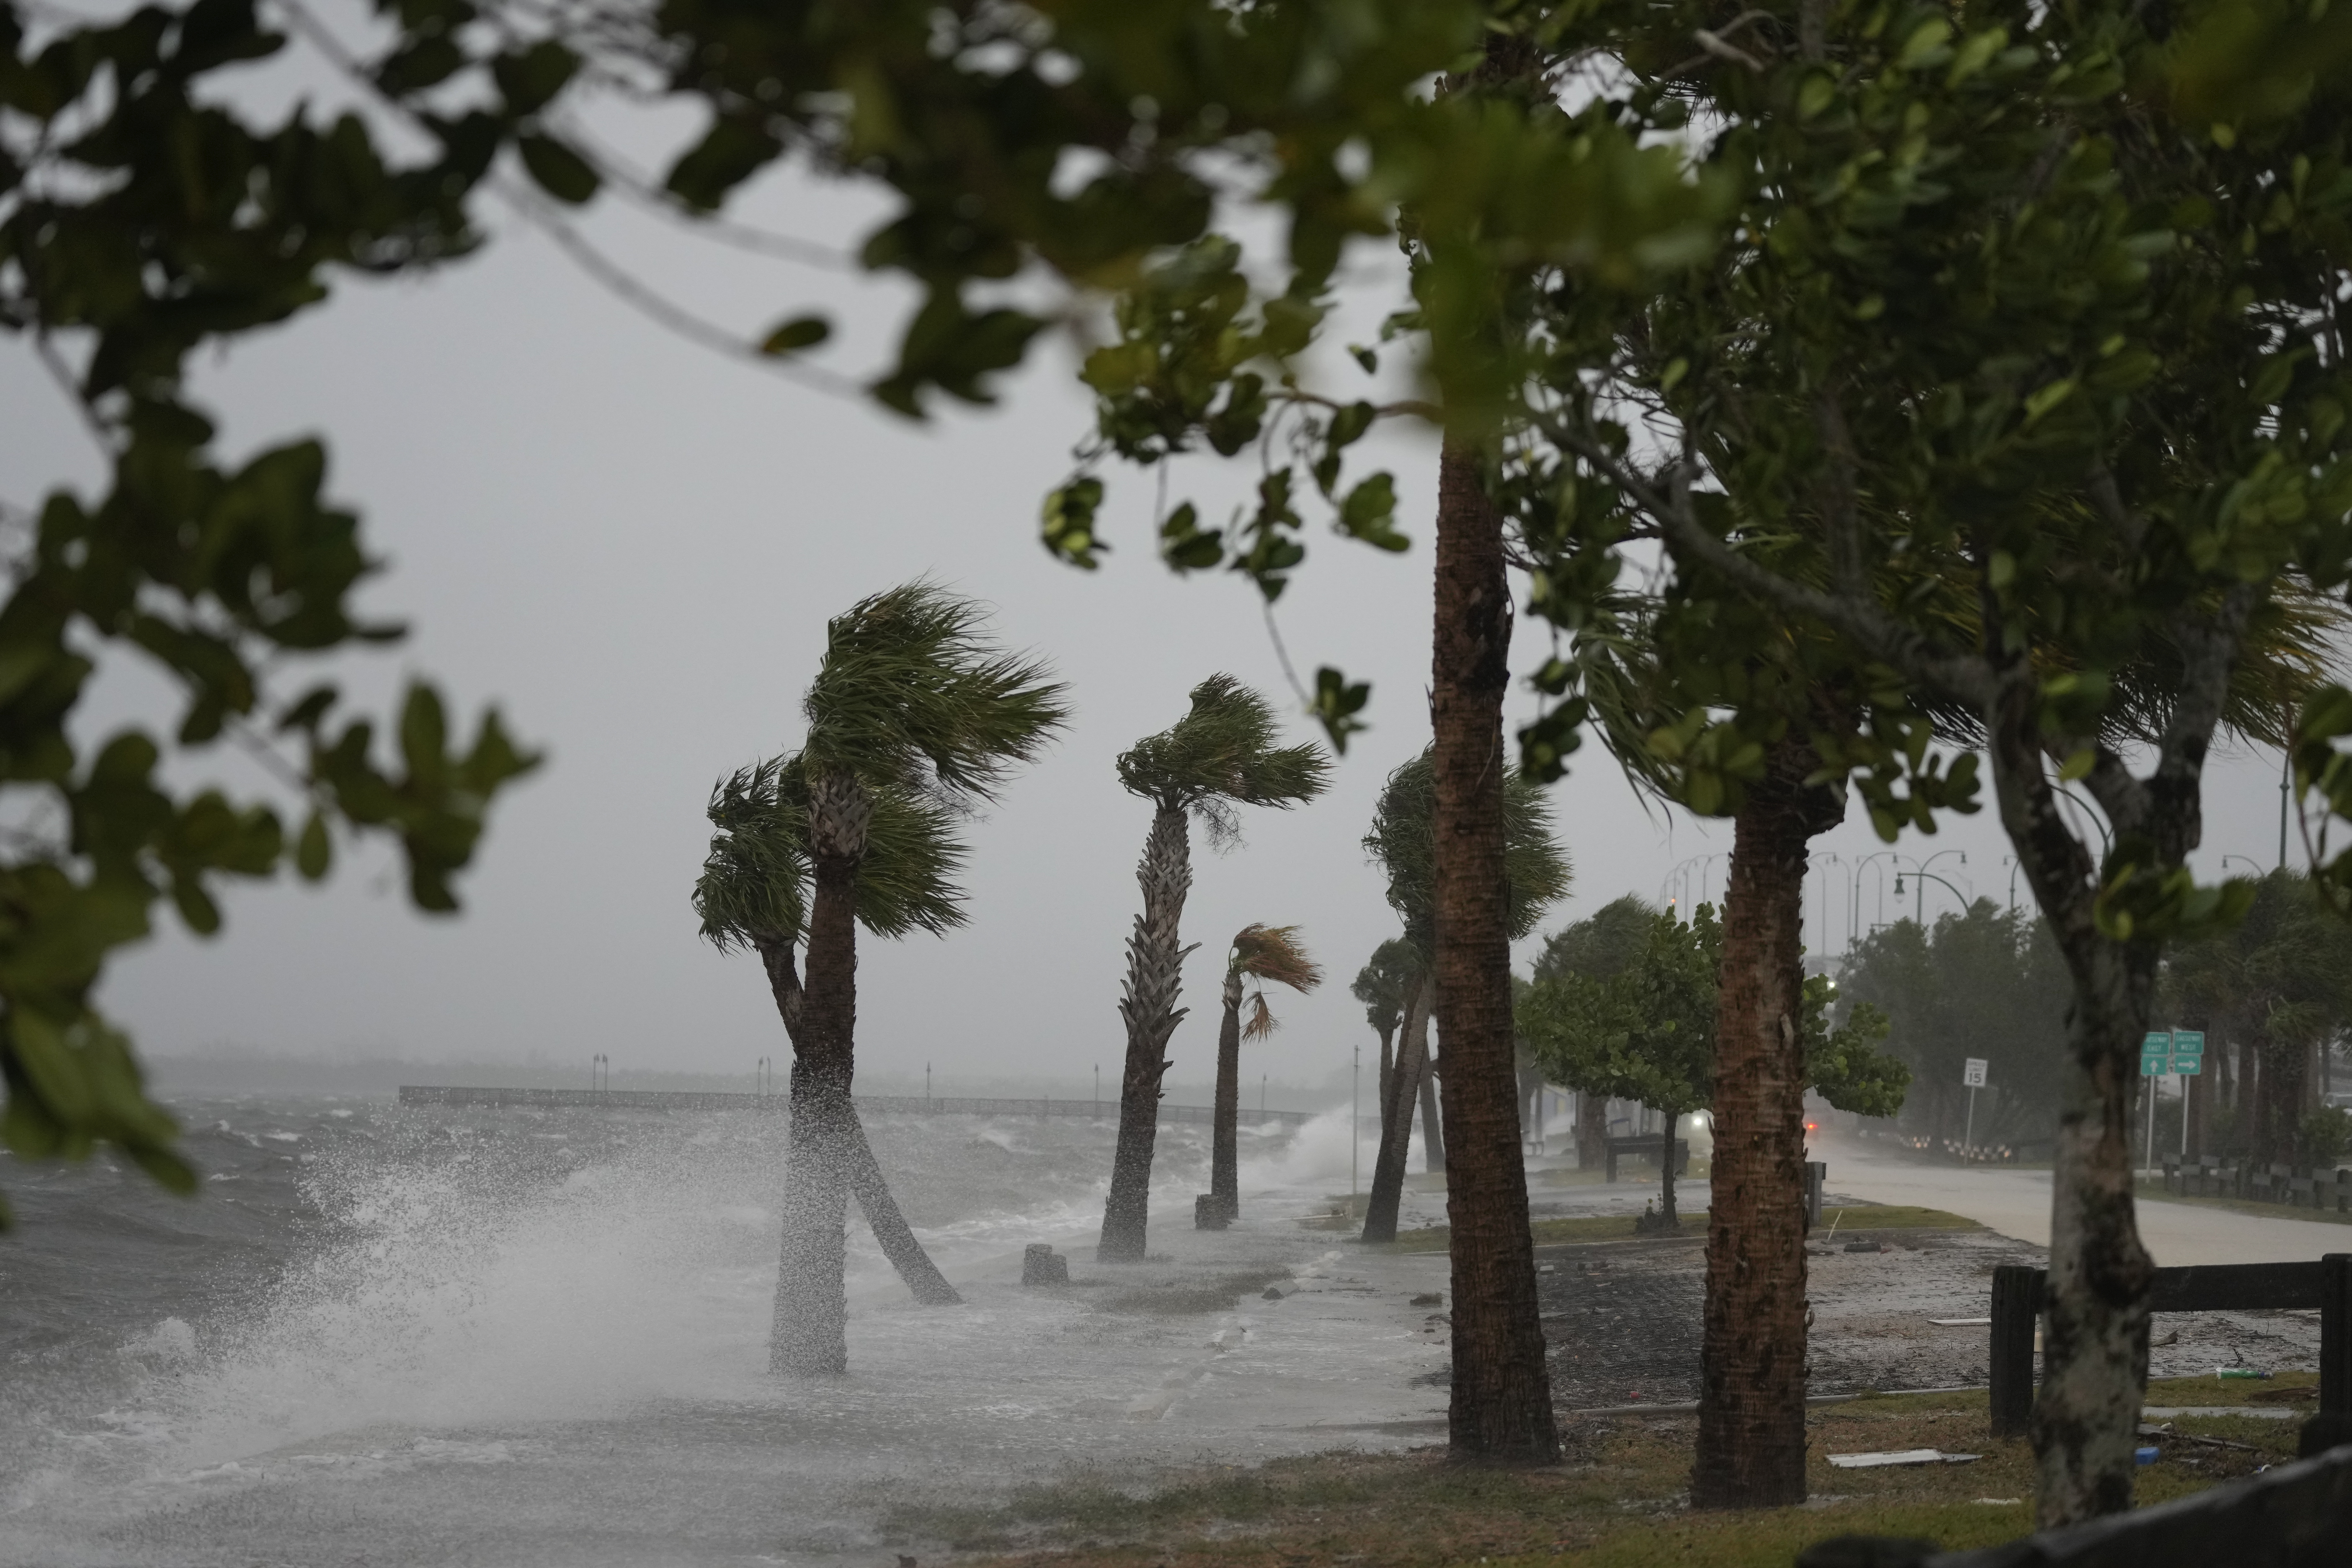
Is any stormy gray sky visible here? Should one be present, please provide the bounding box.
[0,62,2310,1100]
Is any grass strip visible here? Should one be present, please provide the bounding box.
[886,1390,2297,1567]
[1369,1204,1982,1253]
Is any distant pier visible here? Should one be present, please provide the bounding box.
[395,1085,1314,1128]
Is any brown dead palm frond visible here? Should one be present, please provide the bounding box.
[1230,923,1323,993]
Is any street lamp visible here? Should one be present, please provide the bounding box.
[2221,854,2264,879]
[1808,851,1843,957]
[1851,851,1901,942]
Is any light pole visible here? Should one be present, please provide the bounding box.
[1890,849,1968,924]
[1851,851,1901,942]
[1808,852,1842,957]
[2221,854,2264,879]
[1351,1040,1360,1199]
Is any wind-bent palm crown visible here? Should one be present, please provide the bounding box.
[694,751,970,952]
[1228,923,1323,1041]
[1117,674,1331,845]
[1363,748,1572,950]
[802,580,1073,809]
[1351,937,1420,1035]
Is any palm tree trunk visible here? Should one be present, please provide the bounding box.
[1379,1026,1395,1124]
[1362,972,1430,1243]
[1659,1114,1679,1228]
[1209,966,1243,1223]
[759,941,960,1305]
[1429,439,1556,1463]
[1418,1054,1447,1173]
[773,823,861,1374]
[1693,744,1840,1505]
[1099,803,1194,1262]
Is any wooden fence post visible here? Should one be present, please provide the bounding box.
[1989,1264,2044,1439]
[2324,1253,2351,1419]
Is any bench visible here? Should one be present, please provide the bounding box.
[1603,1134,1690,1183]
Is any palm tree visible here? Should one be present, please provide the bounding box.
[761,582,1068,1373]
[695,755,968,1309]
[1351,938,1419,1124]
[1359,746,1570,1245]
[1097,676,1329,1262]
[1203,923,1322,1225]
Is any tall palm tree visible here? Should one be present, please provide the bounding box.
[695,755,966,1308]
[1359,746,1570,1245]
[1097,675,1329,1262]
[764,582,1069,1374]
[1351,937,1419,1123]
[1203,923,1322,1225]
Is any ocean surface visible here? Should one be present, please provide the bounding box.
[0,1095,1451,1566]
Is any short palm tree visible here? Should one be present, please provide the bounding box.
[695,753,967,1309]
[1351,937,1420,1119]
[758,582,1068,1374]
[1098,675,1329,1262]
[1202,923,1322,1225]
[1359,746,1570,1244]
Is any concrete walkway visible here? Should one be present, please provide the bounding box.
[1819,1133,2352,1267]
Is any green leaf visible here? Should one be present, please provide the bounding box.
[1310,666,1372,753]
[760,316,832,356]
[518,134,600,205]
[296,811,332,880]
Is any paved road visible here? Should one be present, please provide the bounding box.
[1817,1132,2352,1267]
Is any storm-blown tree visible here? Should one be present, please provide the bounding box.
[1501,1,2352,1521]
[695,756,966,1306]
[1352,937,1421,1125]
[1522,902,1905,1228]
[769,583,1068,1373]
[1842,904,2073,1152]
[1359,747,1569,1246]
[2162,872,2352,1166]
[1205,923,1322,1225]
[1532,895,1658,1167]
[1099,676,1328,1262]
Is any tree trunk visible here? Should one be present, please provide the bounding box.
[1577,1091,1609,1170]
[760,941,960,1306]
[1378,1025,1396,1126]
[771,774,865,1374]
[2032,952,2155,1524]
[1099,803,1194,1262]
[1362,972,1431,1243]
[1694,743,1840,1506]
[1210,965,1243,1223]
[1429,439,1556,1463]
[1419,1053,1447,1173]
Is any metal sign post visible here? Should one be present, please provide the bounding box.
[1962,1057,1988,1161]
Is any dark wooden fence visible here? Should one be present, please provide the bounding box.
[2163,1154,2352,1211]
[395,1084,1314,1127]
[1799,1439,2352,1566]
[1988,1255,2352,1437]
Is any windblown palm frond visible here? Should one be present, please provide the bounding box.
[694,751,970,951]
[1242,992,1279,1042]
[1350,936,1420,1033]
[1230,923,1323,992]
[1364,748,1573,946]
[1117,675,1331,842]
[803,579,1073,806]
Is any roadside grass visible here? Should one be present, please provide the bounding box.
[884,1390,2298,1566]
[1371,1205,1982,1253]
[2132,1177,2352,1228]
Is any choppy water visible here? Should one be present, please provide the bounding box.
[0,1096,1449,1566]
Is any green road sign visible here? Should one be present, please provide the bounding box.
[2144,1031,2173,1054]
[2176,1055,2203,1075]
[2173,1030,2205,1055]
[2139,1028,2206,1075]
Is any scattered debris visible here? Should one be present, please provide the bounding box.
[1927,1317,1991,1327]
[1973,1498,2023,1507]
[2251,1385,2318,1404]
[1410,1292,1444,1306]
[1844,1241,1886,1253]
[2217,1367,2271,1380]
[1261,1287,1284,1300]
[1827,1449,1981,1469]
[2135,1446,2159,1466]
